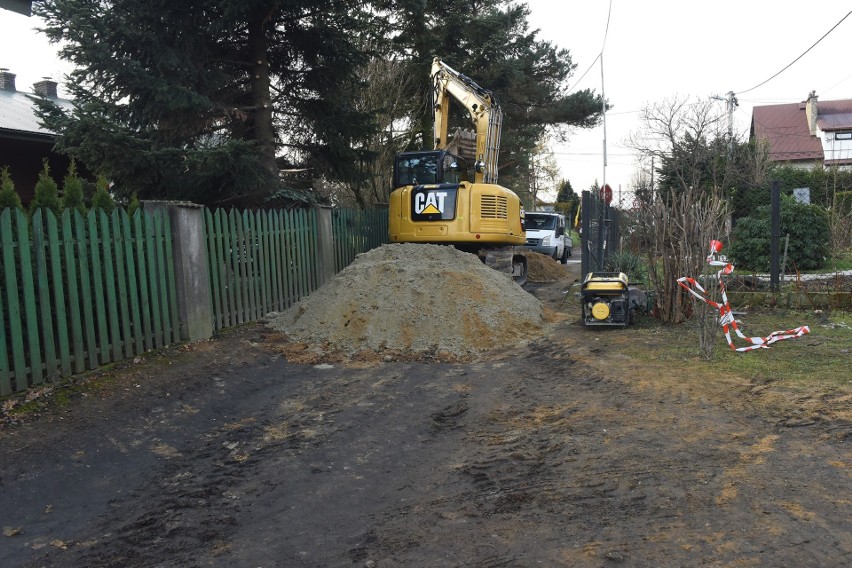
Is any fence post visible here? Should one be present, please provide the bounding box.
[314,205,335,286]
[142,201,213,341]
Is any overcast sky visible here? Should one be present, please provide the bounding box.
[2,1,851,206]
[525,0,852,204]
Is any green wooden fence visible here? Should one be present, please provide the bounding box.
[204,208,320,330]
[203,207,389,331]
[1,205,388,396]
[0,208,177,396]
[332,208,389,272]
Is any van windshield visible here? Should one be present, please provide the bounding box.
[525,214,557,230]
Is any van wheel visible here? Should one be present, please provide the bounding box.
[560,246,569,264]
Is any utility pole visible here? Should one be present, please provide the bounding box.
[725,91,738,157]
[601,53,607,191]
[712,91,738,156]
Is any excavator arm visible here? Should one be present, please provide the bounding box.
[431,57,503,185]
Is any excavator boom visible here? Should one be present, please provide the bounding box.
[431,58,503,184]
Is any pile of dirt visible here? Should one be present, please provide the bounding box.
[267,243,543,360]
[526,251,568,282]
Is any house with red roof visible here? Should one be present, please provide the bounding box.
[751,92,852,169]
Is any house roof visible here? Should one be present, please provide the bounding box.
[751,102,823,162]
[0,88,73,142]
[815,99,852,131]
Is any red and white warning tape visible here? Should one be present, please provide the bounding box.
[677,240,810,352]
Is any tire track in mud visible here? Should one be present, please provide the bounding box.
[10,332,850,567]
[344,341,851,567]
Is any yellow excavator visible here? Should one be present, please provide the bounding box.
[388,58,528,284]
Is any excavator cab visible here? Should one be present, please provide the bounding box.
[393,150,468,189]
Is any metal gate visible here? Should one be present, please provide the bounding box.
[580,190,620,277]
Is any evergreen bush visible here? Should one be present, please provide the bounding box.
[29,159,62,218]
[0,166,23,211]
[90,174,116,214]
[126,192,141,218]
[62,158,87,214]
[729,195,829,271]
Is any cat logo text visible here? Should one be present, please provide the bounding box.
[411,186,457,221]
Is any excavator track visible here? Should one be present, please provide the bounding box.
[482,247,528,286]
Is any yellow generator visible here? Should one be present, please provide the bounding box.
[580,272,638,328]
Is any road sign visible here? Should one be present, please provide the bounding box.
[600,184,613,205]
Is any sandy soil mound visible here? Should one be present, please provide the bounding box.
[527,251,569,282]
[267,243,543,359]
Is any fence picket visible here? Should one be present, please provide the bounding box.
[87,211,110,364]
[63,211,85,372]
[258,211,271,316]
[32,210,57,380]
[120,211,142,356]
[243,210,258,320]
[73,211,98,369]
[98,211,122,362]
[15,209,42,385]
[216,210,232,328]
[111,210,133,358]
[1,209,26,392]
[47,211,71,376]
[204,209,223,330]
[0,260,8,395]
[133,211,153,352]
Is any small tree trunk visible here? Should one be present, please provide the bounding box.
[248,8,278,195]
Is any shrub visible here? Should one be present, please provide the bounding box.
[729,195,829,271]
[62,158,87,214]
[29,159,62,219]
[0,166,23,211]
[606,248,648,284]
[90,174,116,214]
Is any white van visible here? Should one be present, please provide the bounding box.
[523,212,572,263]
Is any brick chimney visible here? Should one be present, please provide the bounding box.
[0,68,16,92]
[33,77,58,98]
[805,90,818,136]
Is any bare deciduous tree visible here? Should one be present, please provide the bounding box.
[628,96,730,358]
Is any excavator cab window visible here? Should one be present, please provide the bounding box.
[393,151,468,188]
[394,153,439,188]
[443,154,469,184]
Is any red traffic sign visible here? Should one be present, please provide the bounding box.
[600,184,613,205]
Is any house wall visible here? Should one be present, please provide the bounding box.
[820,129,852,166]
[0,137,74,204]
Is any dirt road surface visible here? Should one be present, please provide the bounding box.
[1,260,849,567]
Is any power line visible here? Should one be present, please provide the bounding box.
[567,0,613,94]
[738,9,852,95]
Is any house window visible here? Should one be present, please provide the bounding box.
[835,131,852,140]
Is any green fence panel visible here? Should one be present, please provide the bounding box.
[0,207,176,396]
